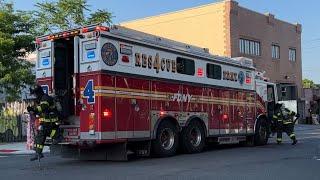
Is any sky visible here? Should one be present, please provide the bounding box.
[13,0,320,83]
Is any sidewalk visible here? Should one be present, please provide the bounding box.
[295,124,320,131]
[0,142,49,155]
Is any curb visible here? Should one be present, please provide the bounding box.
[0,149,50,155]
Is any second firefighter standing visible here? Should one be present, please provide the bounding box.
[273,103,298,145]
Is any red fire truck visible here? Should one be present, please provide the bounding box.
[35,24,278,160]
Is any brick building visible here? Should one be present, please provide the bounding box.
[122,0,302,101]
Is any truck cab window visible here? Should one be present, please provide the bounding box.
[207,63,222,80]
[267,85,276,119]
[176,57,195,76]
[267,86,275,102]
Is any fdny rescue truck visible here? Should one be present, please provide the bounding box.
[35,24,278,160]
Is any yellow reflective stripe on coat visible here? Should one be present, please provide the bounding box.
[290,134,296,138]
[283,121,292,124]
[37,106,42,112]
[35,144,44,149]
[273,115,278,119]
[50,129,57,138]
[40,101,50,106]
[39,118,58,122]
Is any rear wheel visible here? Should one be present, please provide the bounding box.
[180,120,205,153]
[254,118,268,146]
[152,120,179,157]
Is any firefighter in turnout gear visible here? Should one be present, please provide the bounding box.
[273,103,298,145]
[27,85,60,161]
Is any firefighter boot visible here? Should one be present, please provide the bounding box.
[30,153,44,161]
[277,138,282,145]
[291,137,298,145]
[290,134,297,145]
[292,139,298,145]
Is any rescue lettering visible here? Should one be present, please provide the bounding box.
[135,53,141,66]
[135,52,176,73]
[142,54,147,68]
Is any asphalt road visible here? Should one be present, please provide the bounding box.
[1,125,320,180]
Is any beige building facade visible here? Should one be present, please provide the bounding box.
[122,0,302,100]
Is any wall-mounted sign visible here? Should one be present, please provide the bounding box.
[39,57,51,69]
[87,51,95,59]
[85,43,97,50]
[42,58,49,66]
[40,51,51,58]
[120,44,133,55]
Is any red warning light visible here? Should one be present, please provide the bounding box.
[82,27,89,33]
[246,77,252,84]
[223,114,228,120]
[103,109,112,118]
[197,68,204,77]
[121,55,129,63]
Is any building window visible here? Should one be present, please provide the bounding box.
[239,38,261,56]
[207,63,222,80]
[281,87,287,98]
[289,48,296,61]
[272,45,280,59]
[176,57,195,76]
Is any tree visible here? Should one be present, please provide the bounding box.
[34,0,113,34]
[303,78,318,89]
[0,1,36,101]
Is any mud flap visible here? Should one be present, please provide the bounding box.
[132,141,151,157]
[106,143,128,161]
[50,144,79,159]
[78,143,128,161]
[52,143,128,161]
[79,148,107,161]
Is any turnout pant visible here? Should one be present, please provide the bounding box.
[277,122,296,143]
[34,122,59,153]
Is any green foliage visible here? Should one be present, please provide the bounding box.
[0,0,113,101]
[303,79,320,89]
[303,79,315,88]
[0,1,36,102]
[34,0,113,34]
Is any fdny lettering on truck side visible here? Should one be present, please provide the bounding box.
[170,93,193,103]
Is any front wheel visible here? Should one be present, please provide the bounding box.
[152,120,179,157]
[180,120,205,153]
[254,119,269,146]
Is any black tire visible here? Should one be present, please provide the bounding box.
[254,118,269,146]
[152,120,179,157]
[180,120,205,154]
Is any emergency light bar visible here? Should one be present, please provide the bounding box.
[36,25,109,44]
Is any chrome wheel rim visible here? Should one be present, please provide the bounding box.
[190,127,202,147]
[160,128,175,150]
